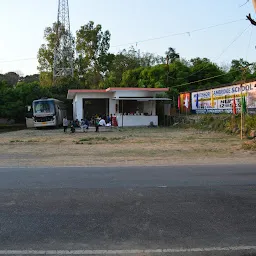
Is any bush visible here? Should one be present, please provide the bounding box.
[195,114,256,135]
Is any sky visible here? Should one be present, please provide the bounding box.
[0,0,256,75]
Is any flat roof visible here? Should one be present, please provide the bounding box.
[112,98,171,101]
[67,87,169,99]
[106,87,169,92]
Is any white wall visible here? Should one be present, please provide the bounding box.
[116,115,158,127]
[73,97,77,120]
[72,91,160,120]
[109,99,116,115]
[78,92,113,99]
[114,91,156,98]
[74,94,83,121]
[73,93,114,120]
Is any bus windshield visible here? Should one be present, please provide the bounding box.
[33,100,55,115]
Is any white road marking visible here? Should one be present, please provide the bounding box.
[0,246,255,255]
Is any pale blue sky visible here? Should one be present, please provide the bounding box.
[0,0,255,75]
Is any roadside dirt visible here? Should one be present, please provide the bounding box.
[0,127,255,167]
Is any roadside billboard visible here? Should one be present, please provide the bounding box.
[191,81,256,114]
[179,92,191,113]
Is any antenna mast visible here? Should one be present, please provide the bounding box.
[53,0,74,79]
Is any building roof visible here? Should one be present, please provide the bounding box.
[67,87,169,99]
[106,87,169,92]
[112,97,171,101]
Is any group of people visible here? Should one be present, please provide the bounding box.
[62,115,111,133]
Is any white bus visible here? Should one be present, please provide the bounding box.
[32,98,67,128]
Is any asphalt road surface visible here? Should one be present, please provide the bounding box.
[0,165,255,255]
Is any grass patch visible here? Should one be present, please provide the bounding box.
[10,140,24,143]
[79,136,108,142]
[75,136,124,144]
[27,139,40,143]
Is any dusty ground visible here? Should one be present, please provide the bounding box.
[0,127,255,167]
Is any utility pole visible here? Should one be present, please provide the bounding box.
[166,55,169,85]
[53,0,74,80]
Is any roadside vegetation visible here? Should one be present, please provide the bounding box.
[189,114,256,151]
[1,20,256,123]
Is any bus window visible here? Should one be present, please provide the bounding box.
[33,100,55,114]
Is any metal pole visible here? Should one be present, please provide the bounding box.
[241,103,243,140]
[122,100,124,128]
[166,56,169,85]
[240,85,243,140]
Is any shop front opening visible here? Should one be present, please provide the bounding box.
[83,99,109,119]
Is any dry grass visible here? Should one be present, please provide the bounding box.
[0,127,255,167]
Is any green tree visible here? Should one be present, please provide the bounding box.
[0,72,20,87]
[103,47,162,88]
[165,47,180,64]
[37,24,59,73]
[37,23,75,86]
[76,21,113,87]
[188,57,227,90]
[227,58,253,82]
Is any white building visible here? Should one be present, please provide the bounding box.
[67,87,170,127]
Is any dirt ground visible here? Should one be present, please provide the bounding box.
[0,127,255,167]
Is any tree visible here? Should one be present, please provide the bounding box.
[227,58,253,82]
[165,47,180,64]
[37,24,59,73]
[121,67,144,87]
[0,72,20,87]
[19,74,39,84]
[188,57,227,90]
[103,47,162,88]
[76,21,112,87]
[37,23,75,86]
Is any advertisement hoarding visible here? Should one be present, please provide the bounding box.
[191,81,256,114]
[179,93,190,114]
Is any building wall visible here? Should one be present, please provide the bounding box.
[109,99,116,115]
[72,91,160,121]
[113,91,157,98]
[73,93,114,120]
[116,115,158,127]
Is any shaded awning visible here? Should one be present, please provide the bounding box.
[112,98,171,101]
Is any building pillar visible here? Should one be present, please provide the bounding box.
[152,101,156,115]
[109,99,116,115]
[75,96,83,121]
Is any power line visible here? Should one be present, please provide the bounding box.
[172,65,252,89]
[173,23,253,89]
[110,18,246,48]
[246,25,253,61]
[180,24,251,80]
[0,18,246,64]
[0,58,36,64]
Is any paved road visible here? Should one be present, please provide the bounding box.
[0,165,255,255]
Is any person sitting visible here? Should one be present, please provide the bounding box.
[75,119,80,128]
[99,117,106,126]
[81,118,89,132]
[70,121,76,133]
[95,116,106,132]
[106,115,111,124]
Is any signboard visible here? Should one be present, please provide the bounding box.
[191,81,256,114]
[179,93,190,113]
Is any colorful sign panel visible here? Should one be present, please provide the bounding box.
[191,81,256,114]
[179,93,191,113]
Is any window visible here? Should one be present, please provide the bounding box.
[33,100,55,114]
